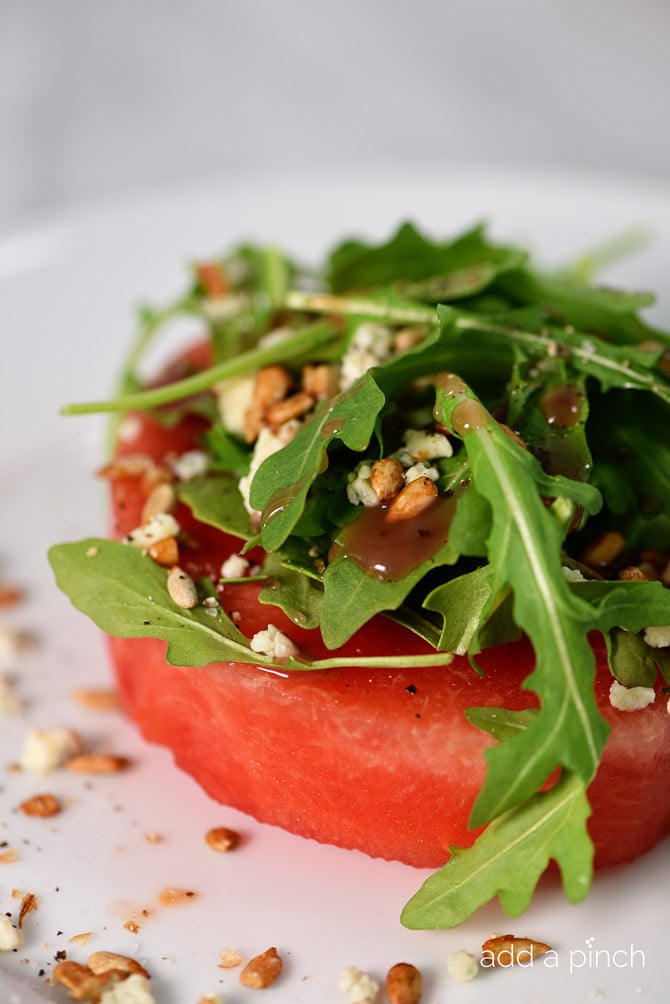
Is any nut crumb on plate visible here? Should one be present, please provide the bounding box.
[218,947,243,968]
[481,933,552,966]
[385,961,423,1004]
[18,891,37,928]
[65,753,131,774]
[205,826,240,852]
[239,946,283,989]
[19,792,62,817]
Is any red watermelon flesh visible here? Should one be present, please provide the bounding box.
[107,407,670,870]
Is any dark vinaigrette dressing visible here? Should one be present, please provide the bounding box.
[331,493,459,582]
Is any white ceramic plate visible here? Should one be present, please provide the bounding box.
[1,168,669,1004]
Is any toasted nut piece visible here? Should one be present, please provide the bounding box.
[0,584,23,607]
[96,454,155,479]
[19,793,61,817]
[88,950,150,979]
[253,365,293,415]
[265,391,315,427]
[18,891,37,929]
[393,327,425,352]
[580,530,626,569]
[205,826,240,852]
[386,961,423,1004]
[618,565,648,581]
[498,422,528,450]
[239,947,283,989]
[302,362,339,399]
[481,933,552,966]
[148,536,180,567]
[141,482,177,523]
[53,961,127,1000]
[167,566,199,609]
[65,754,130,774]
[196,260,229,298]
[370,458,405,503]
[71,688,121,712]
[386,476,438,522]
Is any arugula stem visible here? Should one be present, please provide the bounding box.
[61,321,337,415]
[284,290,438,325]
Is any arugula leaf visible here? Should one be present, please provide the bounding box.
[250,374,386,551]
[424,566,518,655]
[48,538,256,667]
[401,771,592,929]
[320,538,459,650]
[178,475,252,540]
[465,706,540,743]
[328,221,527,294]
[259,553,324,630]
[434,372,608,825]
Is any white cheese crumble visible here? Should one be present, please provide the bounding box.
[250,624,298,663]
[393,427,453,466]
[609,680,656,712]
[562,565,586,583]
[125,512,180,549]
[20,727,81,772]
[0,915,23,951]
[99,974,156,1004]
[215,373,255,439]
[220,554,250,579]
[0,673,21,716]
[238,420,301,516]
[405,461,439,484]
[447,949,480,982]
[340,323,393,389]
[117,415,142,443]
[338,965,379,1003]
[643,625,670,649]
[346,462,379,507]
[171,449,209,482]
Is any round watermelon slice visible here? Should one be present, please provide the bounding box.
[107,406,670,871]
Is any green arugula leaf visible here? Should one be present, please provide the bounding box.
[320,538,459,649]
[424,566,518,655]
[401,771,592,929]
[259,553,324,630]
[434,373,608,825]
[178,475,252,540]
[327,221,527,294]
[250,373,386,551]
[48,538,256,667]
[465,706,540,743]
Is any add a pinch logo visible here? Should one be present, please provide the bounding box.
[480,934,647,972]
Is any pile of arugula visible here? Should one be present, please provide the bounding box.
[49,222,670,928]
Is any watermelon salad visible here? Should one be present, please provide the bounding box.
[49,222,670,928]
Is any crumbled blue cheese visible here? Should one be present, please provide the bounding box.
[340,323,393,389]
[609,680,656,712]
[171,449,209,482]
[99,974,156,1004]
[338,966,379,1003]
[393,428,453,466]
[562,566,586,583]
[643,625,670,649]
[405,461,439,484]
[346,463,379,507]
[447,949,480,982]
[220,554,250,579]
[239,421,301,516]
[215,374,255,439]
[125,513,180,549]
[0,915,24,951]
[21,727,81,772]
[250,624,298,663]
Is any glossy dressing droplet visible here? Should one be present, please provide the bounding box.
[539,384,584,428]
[332,494,459,582]
[451,399,490,436]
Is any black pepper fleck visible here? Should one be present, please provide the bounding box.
[405,684,417,695]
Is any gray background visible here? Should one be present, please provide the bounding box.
[1,0,669,235]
